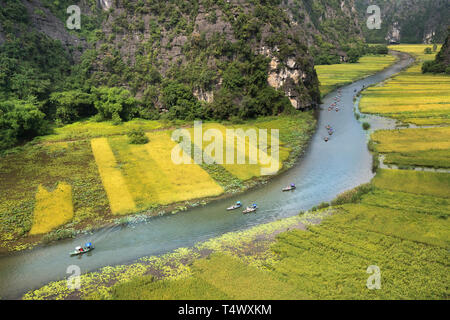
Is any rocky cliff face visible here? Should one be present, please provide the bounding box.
[0,0,366,113]
[87,0,331,110]
[89,0,369,110]
[355,0,450,44]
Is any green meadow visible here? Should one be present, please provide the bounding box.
[107,170,449,300]
[105,49,450,300]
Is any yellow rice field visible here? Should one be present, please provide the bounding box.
[316,55,397,97]
[29,183,74,235]
[186,123,287,180]
[108,131,224,208]
[372,127,450,153]
[372,127,450,168]
[91,138,137,215]
[372,169,450,198]
[360,45,450,125]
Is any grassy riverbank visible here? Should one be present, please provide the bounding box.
[316,54,397,97]
[0,114,315,252]
[371,127,450,168]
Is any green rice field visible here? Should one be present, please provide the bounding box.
[360,45,450,125]
[371,127,450,168]
[317,55,397,97]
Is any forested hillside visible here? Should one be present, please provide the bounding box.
[355,0,450,44]
[0,0,447,151]
[0,0,367,151]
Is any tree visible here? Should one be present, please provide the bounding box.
[50,90,95,124]
[0,99,48,150]
[91,87,137,123]
[161,81,201,120]
[128,128,149,144]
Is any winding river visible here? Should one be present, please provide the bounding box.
[0,51,413,300]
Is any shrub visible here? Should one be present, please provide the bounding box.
[317,202,330,210]
[422,61,446,73]
[362,122,371,130]
[372,153,380,173]
[424,47,432,54]
[128,128,149,144]
[331,183,374,205]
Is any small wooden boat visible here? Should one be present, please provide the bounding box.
[243,205,257,214]
[70,244,94,256]
[282,185,296,192]
[227,202,242,211]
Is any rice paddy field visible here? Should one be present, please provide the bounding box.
[0,114,315,252]
[35,48,446,300]
[359,45,450,125]
[371,127,450,168]
[105,170,450,300]
[23,169,449,300]
[13,49,450,299]
[317,54,397,97]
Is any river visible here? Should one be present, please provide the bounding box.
[0,51,413,300]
